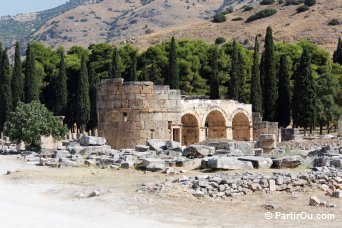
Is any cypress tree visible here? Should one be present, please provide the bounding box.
[0,49,13,131]
[0,42,3,69]
[262,26,278,121]
[168,36,179,89]
[55,48,68,116]
[292,49,316,135]
[111,47,121,78]
[210,46,220,99]
[11,41,24,110]
[25,43,39,103]
[250,36,263,114]
[333,37,342,65]
[76,55,90,133]
[229,40,242,101]
[130,53,137,81]
[277,54,291,128]
[87,63,99,134]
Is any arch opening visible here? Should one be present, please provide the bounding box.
[205,110,227,139]
[232,113,250,141]
[181,114,200,146]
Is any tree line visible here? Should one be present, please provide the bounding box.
[0,27,341,135]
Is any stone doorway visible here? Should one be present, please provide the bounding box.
[205,111,227,139]
[232,113,250,141]
[181,114,199,146]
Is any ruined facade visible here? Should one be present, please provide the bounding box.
[96,79,259,149]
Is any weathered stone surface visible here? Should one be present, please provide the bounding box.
[309,196,320,206]
[238,156,273,169]
[205,141,254,155]
[165,140,182,152]
[272,155,302,168]
[53,150,70,159]
[269,180,276,192]
[332,190,342,198]
[79,145,112,156]
[147,139,166,152]
[254,148,263,156]
[257,134,277,153]
[88,190,100,197]
[142,158,166,172]
[183,145,215,158]
[135,145,150,152]
[207,157,253,170]
[80,136,106,146]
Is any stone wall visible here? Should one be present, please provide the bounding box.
[97,79,182,149]
[252,112,279,141]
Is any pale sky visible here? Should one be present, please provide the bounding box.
[0,0,68,16]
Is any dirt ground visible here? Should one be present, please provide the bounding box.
[0,155,341,228]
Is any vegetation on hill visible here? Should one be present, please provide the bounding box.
[246,8,277,22]
[0,25,341,134]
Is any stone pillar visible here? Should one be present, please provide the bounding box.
[199,127,207,142]
[226,126,233,140]
[249,125,253,141]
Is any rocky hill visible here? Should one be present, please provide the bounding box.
[2,0,342,53]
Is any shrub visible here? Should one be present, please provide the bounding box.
[246,8,277,22]
[304,0,316,6]
[328,18,341,26]
[4,102,67,151]
[296,5,309,13]
[285,0,304,5]
[213,13,226,23]
[215,37,226,45]
[260,0,275,5]
[224,6,234,14]
[232,17,244,21]
[243,5,254,11]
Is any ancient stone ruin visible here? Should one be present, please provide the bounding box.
[96,78,278,149]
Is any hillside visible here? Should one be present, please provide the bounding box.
[30,0,247,49]
[2,0,342,54]
[0,0,104,47]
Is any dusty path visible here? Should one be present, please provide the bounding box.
[0,156,173,228]
[0,155,341,228]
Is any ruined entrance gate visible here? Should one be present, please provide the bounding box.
[97,79,253,149]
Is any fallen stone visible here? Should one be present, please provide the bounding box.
[257,134,277,153]
[238,156,273,169]
[309,196,320,206]
[207,157,253,170]
[269,180,276,192]
[265,203,278,210]
[142,158,166,172]
[80,136,106,146]
[193,190,205,197]
[88,190,100,198]
[183,145,215,158]
[165,140,182,152]
[272,155,302,168]
[135,145,150,152]
[254,148,263,156]
[84,159,96,166]
[332,190,342,198]
[147,139,166,152]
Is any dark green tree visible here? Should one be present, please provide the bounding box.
[262,26,278,121]
[55,48,68,116]
[304,0,316,6]
[111,47,121,78]
[277,54,291,128]
[87,63,99,134]
[316,74,339,135]
[333,37,342,65]
[76,55,90,133]
[25,43,39,103]
[0,49,12,131]
[292,49,316,135]
[250,36,263,114]
[229,40,243,101]
[209,46,220,99]
[11,41,24,110]
[130,53,137,81]
[168,36,179,89]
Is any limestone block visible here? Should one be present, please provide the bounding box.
[207,157,253,170]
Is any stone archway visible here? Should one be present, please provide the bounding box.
[205,110,227,139]
[181,114,200,146]
[232,112,250,141]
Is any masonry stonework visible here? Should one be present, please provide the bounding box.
[97,79,256,149]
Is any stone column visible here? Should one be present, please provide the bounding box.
[227,125,233,140]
